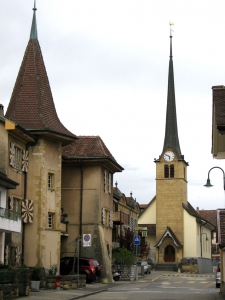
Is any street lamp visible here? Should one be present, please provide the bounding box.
[204,167,225,190]
[200,233,208,257]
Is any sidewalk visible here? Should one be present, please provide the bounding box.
[18,270,217,300]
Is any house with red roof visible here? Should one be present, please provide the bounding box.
[0,4,123,283]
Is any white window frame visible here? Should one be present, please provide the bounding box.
[48,173,55,190]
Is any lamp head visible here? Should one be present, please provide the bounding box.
[204,179,213,188]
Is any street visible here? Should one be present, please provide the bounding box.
[84,273,223,300]
[22,271,224,300]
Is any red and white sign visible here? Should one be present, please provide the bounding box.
[83,234,91,247]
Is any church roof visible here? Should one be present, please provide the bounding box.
[155,226,183,248]
[162,30,183,160]
[5,3,76,146]
[183,202,215,229]
[199,210,217,227]
[62,136,123,171]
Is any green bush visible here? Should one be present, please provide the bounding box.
[113,247,135,266]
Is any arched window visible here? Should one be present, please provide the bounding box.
[164,165,169,178]
[170,165,174,178]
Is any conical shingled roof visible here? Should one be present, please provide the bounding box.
[5,5,76,144]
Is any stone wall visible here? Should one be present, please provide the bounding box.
[179,258,199,274]
[0,268,30,300]
[0,284,18,300]
[43,274,86,290]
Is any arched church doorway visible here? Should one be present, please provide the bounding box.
[164,245,175,262]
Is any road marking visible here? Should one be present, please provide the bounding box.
[187,281,195,284]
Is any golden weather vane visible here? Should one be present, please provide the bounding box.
[169,21,174,36]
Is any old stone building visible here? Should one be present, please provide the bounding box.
[0,4,123,282]
[61,136,123,282]
[112,183,140,251]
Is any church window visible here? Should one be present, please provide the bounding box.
[164,165,169,178]
[170,165,174,177]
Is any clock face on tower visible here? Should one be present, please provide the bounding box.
[164,151,175,162]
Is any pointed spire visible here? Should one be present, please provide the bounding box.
[30,0,38,40]
[162,23,182,159]
[6,1,77,146]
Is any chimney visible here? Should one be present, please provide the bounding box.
[196,207,199,214]
[0,104,4,116]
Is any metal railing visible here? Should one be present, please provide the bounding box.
[0,207,21,221]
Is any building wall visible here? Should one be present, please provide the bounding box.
[61,163,113,283]
[156,154,187,246]
[0,121,8,173]
[138,199,156,224]
[24,138,62,270]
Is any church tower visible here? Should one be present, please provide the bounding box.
[154,24,189,262]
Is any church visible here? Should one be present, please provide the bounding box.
[138,26,214,273]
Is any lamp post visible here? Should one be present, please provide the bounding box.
[204,166,225,190]
[200,233,208,257]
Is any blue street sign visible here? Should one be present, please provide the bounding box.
[134,235,141,245]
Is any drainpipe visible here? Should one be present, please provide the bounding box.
[79,160,83,255]
[21,139,38,265]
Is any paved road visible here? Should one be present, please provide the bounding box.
[85,272,223,300]
[19,271,224,300]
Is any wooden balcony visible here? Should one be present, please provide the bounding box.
[113,211,129,225]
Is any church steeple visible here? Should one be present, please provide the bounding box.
[162,23,182,160]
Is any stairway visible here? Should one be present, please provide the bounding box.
[155,263,178,271]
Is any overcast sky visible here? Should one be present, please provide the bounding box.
[1,0,225,210]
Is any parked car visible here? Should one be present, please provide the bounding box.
[216,272,221,288]
[60,257,102,283]
[137,261,151,274]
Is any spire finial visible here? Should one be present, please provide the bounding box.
[33,0,37,11]
[169,21,174,37]
[169,22,174,58]
[30,0,38,40]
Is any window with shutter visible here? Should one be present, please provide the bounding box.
[22,150,29,172]
[108,173,111,194]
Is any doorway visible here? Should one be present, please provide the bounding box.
[164,245,175,262]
